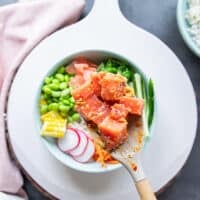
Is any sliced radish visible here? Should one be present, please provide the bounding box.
[74,139,95,163]
[69,130,89,157]
[78,130,92,140]
[71,127,92,140]
[57,128,80,153]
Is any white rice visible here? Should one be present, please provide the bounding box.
[185,0,200,47]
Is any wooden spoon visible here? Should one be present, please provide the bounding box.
[111,124,157,200]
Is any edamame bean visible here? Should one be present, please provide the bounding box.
[40,68,75,119]
[71,113,80,121]
[40,105,48,114]
[48,103,59,111]
[64,75,70,82]
[44,77,51,84]
[51,91,61,97]
[57,66,65,74]
[43,93,51,100]
[47,99,53,104]
[62,99,70,105]
[49,83,60,90]
[59,82,67,90]
[59,96,66,101]
[69,97,75,103]
[52,79,60,84]
[55,73,65,82]
[67,116,73,123]
[42,85,52,94]
[68,102,74,109]
[59,104,70,112]
[61,89,70,97]
[52,98,59,102]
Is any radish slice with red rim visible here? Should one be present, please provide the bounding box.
[74,139,95,163]
[57,128,80,153]
[77,129,92,140]
[69,130,89,157]
[70,127,92,140]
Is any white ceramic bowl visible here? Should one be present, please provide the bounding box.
[177,0,200,57]
[37,49,154,173]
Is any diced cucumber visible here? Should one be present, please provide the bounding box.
[147,79,154,128]
[141,78,147,103]
[134,73,149,140]
[134,73,143,97]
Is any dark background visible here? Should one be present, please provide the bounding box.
[1,0,200,199]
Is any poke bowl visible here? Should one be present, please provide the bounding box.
[37,50,155,173]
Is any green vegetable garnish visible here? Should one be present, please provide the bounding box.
[49,83,60,90]
[39,64,79,122]
[55,73,65,82]
[59,82,67,90]
[40,105,48,114]
[147,79,154,128]
[98,58,133,82]
[133,73,155,140]
[71,113,80,121]
[134,73,149,140]
[48,103,59,111]
[57,66,65,74]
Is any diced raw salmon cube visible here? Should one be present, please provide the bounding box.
[82,69,96,81]
[69,68,96,87]
[74,57,97,69]
[110,103,129,120]
[98,116,128,150]
[66,57,97,75]
[72,80,94,100]
[75,95,110,124]
[67,58,97,88]
[120,96,144,116]
[69,75,85,88]
[90,73,101,96]
[99,73,127,101]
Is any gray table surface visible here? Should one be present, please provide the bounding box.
[1,0,200,199]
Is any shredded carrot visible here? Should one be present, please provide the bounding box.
[93,141,118,167]
[106,160,119,164]
[131,163,138,171]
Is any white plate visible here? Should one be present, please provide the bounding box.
[7,0,197,199]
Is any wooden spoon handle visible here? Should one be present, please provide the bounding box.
[135,179,157,200]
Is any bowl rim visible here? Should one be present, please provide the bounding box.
[37,49,156,173]
[176,0,200,57]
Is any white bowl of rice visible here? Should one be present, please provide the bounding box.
[177,0,200,57]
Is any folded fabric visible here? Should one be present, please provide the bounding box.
[0,0,85,198]
[0,192,25,200]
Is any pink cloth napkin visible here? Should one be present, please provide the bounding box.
[0,0,85,198]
